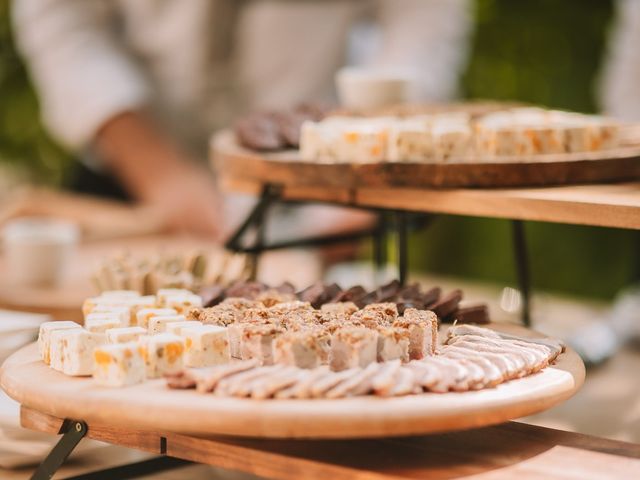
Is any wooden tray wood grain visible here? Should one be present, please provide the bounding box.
[0,324,585,439]
[212,130,640,189]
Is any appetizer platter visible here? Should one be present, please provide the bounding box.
[0,283,585,439]
[214,103,640,188]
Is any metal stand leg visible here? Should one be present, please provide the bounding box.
[373,213,388,284]
[226,183,381,255]
[512,220,532,327]
[30,419,190,480]
[31,420,87,480]
[225,184,281,280]
[396,211,409,286]
[224,184,437,288]
[225,183,281,252]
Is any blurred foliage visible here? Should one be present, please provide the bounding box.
[0,0,71,185]
[413,0,639,300]
[0,0,637,299]
[462,0,613,112]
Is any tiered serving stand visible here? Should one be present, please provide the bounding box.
[3,114,640,478]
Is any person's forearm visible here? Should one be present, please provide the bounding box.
[94,111,197,201]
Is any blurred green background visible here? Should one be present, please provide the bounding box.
[0,0,637,299]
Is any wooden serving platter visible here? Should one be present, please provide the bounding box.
[212,130,640,189]
[0,324,585,439]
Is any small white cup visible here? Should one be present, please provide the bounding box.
[2,217,80,287]
[336,67,414,111]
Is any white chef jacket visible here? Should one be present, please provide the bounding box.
[12,0,471,156]
[601,0,640,120]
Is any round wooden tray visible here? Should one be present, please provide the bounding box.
[212,130,640,188]
[0,324,584,439]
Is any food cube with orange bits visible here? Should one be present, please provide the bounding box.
[93,343,146,387]
[137,333,185,378]
[38,321,82,365]
[61,330,107,376]
[135,308,178,329]
[182,325,230,368]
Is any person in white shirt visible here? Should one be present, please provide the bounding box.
[12,0,471,240]
[600,0,640,122]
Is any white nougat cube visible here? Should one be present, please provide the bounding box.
[85,315,124,334]
[183,326,230,367]
[93,343,145,387]
[165,294,203,314]
[135,308,178,329]
[106,326,147,344]
[166,320,203,336]
[88,306,131,327]
[138,333,185,378]
[156,288,192,306]
[84,317,122,333]
[62,330,107,376]
[148,315,186,335]
[432,123,472,162]
[127,296,158,325]
[38,321,82,365]
[83,296,133,317]
[49,327,85,371]
[330,327,378,371]
[387,118,433,162]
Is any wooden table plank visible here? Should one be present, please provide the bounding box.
[220,175,640,230]
[19,408,640,480]
[20,406,163,454]
[355,183,640,229]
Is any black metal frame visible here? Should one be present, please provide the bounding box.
[223,182,533,324]
[30,419,189,480]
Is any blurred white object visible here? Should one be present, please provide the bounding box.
[336,67,413,110]
[499,287,522,314]
[2,217,79,287]
[568,285,640,365]
[600,0,640,121]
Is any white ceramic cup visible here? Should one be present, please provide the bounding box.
[336,67,414,111]
[2,218,80,287]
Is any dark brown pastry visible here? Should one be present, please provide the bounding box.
[235,113,284,151]
[449,305,490,324]
[429,289,463,319]
[225,281,267,299]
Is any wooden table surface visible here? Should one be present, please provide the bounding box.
[20,407,640,479]
[220,176,640,231]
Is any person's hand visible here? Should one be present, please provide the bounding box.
[95,112,223,240]
[143,164,223,240]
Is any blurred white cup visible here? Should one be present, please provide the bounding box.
[1,218,80,287]
[336,67,414,111]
